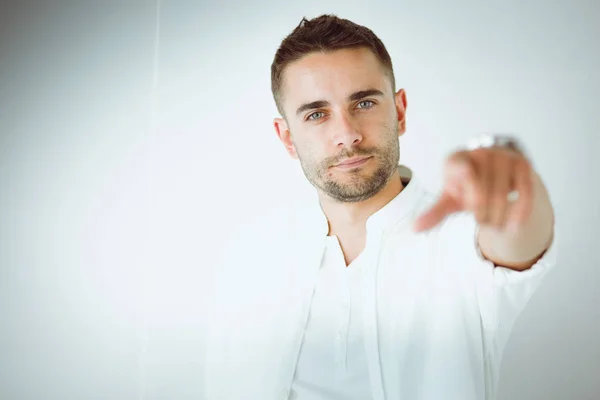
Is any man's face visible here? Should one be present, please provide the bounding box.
[274,47,407,203]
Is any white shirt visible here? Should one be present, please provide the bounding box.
[290,235,370,399]
[204,165,558,400]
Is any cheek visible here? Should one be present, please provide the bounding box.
[295,134,323,157]
[292,138,313,161]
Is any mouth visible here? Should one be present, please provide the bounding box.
[334,156,372,169]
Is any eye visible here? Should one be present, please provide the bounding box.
[357,100,375,109]
[307,111,325,121]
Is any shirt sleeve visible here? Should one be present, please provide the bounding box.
[473,223,558,342]
[438,210,558,341]
[467,216,558,398]
[425,210,558,398]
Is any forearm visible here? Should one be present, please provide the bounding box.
[477,171,555,271]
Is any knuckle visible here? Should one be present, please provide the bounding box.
[495,192,509,206]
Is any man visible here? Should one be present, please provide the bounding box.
[204,14,557,400]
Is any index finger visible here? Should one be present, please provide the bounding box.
[413,193,460,233]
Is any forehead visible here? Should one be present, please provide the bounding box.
[281,47,391,108]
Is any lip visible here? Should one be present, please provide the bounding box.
[334,156,372,168]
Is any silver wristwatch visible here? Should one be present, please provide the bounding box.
[466,133,527,157]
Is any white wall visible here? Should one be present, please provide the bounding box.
[0,0,598,399]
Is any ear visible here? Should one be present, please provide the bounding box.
[273,117,299,159]
[394,88,408,137]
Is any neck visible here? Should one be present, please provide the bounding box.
[319,168,404,236]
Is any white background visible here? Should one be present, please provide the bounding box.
[0,0,598,399]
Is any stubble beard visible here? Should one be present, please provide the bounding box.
[297,122,400,203]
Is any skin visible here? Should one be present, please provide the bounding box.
[273,47,554,270]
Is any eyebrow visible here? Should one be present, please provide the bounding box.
[295,88,385,117]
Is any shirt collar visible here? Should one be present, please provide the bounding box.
[313,164,427,236]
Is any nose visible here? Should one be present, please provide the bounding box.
[332,113,363,148]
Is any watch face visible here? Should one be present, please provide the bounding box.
[466,133,495,150]
[480,133,496,148]
[467,133,525,155]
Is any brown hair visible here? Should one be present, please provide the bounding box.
[271,14,396,118]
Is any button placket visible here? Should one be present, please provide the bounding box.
[336,268,351,375]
